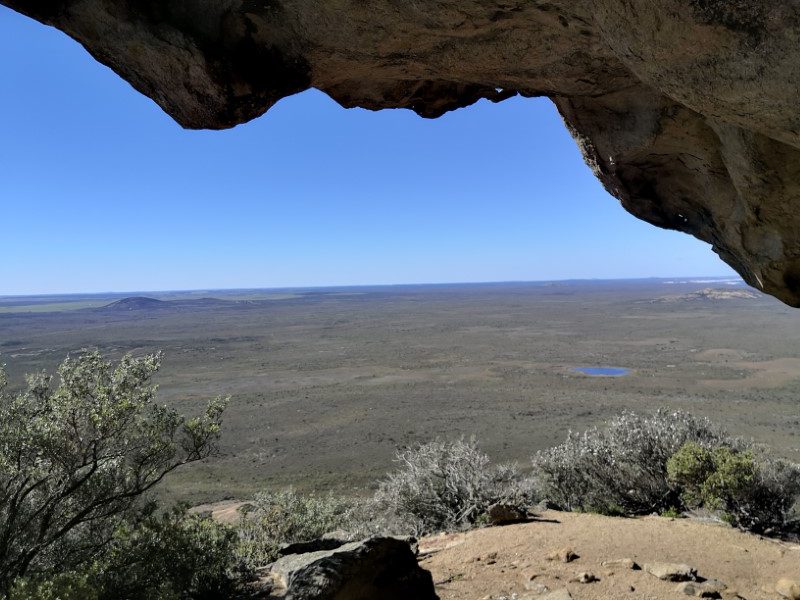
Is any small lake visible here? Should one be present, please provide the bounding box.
[573,367,630,377]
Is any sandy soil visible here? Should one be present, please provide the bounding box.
[422,511,799,600]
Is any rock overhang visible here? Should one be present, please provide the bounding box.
[4,0,800,305]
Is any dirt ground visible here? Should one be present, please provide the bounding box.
[422,511,800,600]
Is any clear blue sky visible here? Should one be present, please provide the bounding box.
[0,8,736,296]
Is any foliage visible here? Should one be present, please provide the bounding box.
[372,438,532,536]
[5,572,98,600]
[0,351,227,593]
[234,488,356,570]
[92,507,243,600]
[5,509,243,600]
[667,442,800,532]
[532,409,729,515]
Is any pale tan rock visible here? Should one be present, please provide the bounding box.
[602,558,640,570]
[643,562,697,581]
[546,547,578,563]
[777,578,800,600]
[539,589,573,600]
[569,571,599,583]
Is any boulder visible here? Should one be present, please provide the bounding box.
[267,537,438,600]
[486,503,528,525]
[278,538,348,557]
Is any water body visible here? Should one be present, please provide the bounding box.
[574,367,630,377]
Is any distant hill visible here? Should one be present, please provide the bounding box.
[100,297,170,311]
[97,296,241,312]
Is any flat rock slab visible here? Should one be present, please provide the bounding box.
[644,562,698,581]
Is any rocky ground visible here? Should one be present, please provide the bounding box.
[421,511,800,600]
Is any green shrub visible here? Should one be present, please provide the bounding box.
[372,438,532,535]
[4,509,244,600]
[0,351,227,593]
[667,442,800,532]
[532,410,728,515]
[234,489,356,570]
[93,508,243,600]
[5,572,99,600]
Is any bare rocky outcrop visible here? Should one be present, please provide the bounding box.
[4,1,800,305]
[263,537,438,600]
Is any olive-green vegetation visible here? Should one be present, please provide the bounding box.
[667,442,800,531]
[2,281,800,504]
[533,410,800,531]
[0,351,796,599]
[0,352,231,598]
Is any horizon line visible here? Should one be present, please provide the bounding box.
[0,275,745,300]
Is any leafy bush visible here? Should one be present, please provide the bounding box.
[5,572,98,600]
[532,410,729,515]
[92,508,243,600]
[234,489,356,570]
[0,351,227,594]
[667,442,800,532]
[372,438,532,535]
[4,509,244,600]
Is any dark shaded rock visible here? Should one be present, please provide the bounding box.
[487,503,528,525]
[5,1,800,305]
[278,538,347,557]
[267,537,438,600]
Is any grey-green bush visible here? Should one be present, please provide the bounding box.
[234,489,357,570]
[532,410,730,515]
[372,438,532,535]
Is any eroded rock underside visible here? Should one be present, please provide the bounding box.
[5,0,800,305]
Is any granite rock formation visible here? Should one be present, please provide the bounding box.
[4,1,800,304]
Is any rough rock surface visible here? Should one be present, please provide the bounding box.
[266,536,437,600]
[5,1,800,305]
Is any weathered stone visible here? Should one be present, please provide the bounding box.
[487,503,528,525]
[6,2,800,305]
[546,547,579,563]
[524,581,550,594]
[777,578,800,600]
[268,537,438,600]
[601,558,640,570]
[570,571,599,583]
[644,562,697,581]
[676,580,726,598]
[539,590,573,600]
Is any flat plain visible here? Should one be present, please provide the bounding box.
[1,279,799,504]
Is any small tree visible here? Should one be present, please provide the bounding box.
[0,350,227,592]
